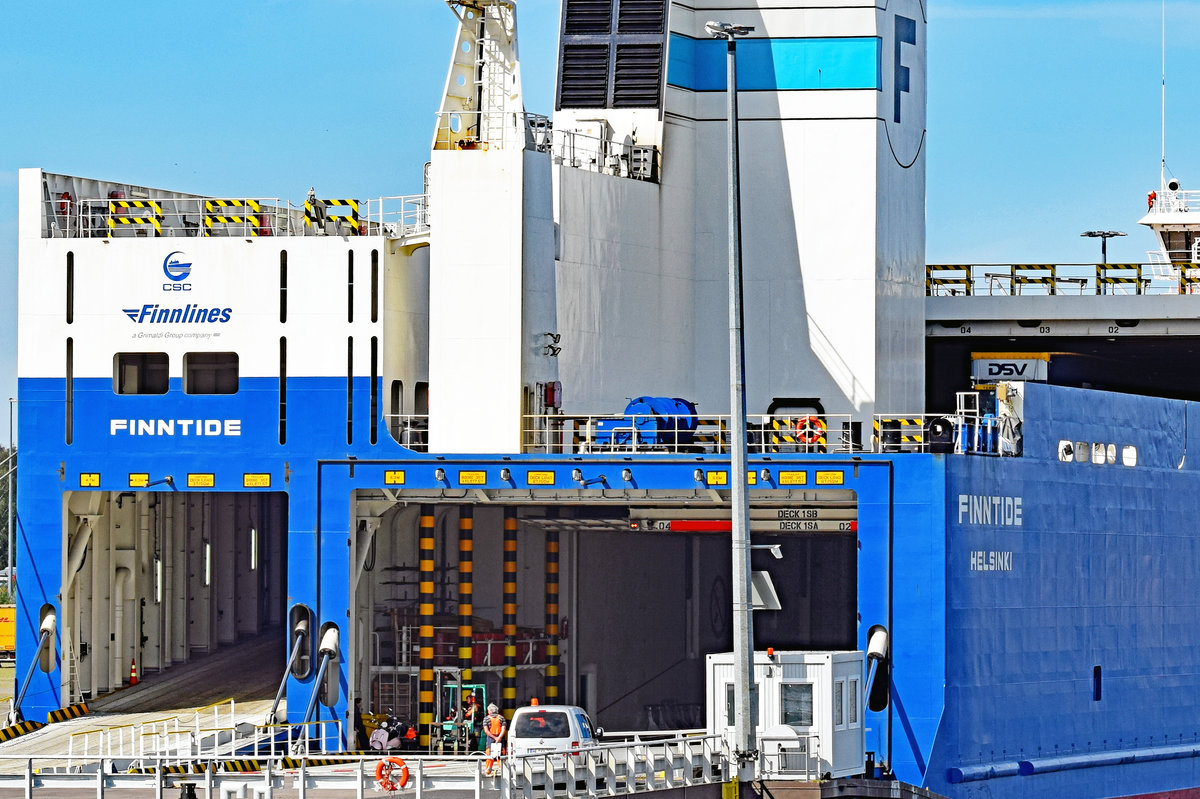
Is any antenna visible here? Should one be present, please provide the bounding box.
[1161,0,1166,191]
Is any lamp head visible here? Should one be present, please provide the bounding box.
[705,20,754,38]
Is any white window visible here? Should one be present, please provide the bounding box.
[834,679,845,728]
[1122,446,1138,467]
[849,678,859,726]
[781,683,813,727]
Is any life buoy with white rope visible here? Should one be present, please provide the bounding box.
[376,756,410,791]
[796,415,826,444]
[58,192,74,216]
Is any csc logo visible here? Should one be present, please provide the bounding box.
[163,251,193,291]
[987,363,1028,377]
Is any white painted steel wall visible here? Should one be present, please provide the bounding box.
[426,150,558,453]
[552,0,927,419]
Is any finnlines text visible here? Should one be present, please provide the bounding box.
[957,494,1022,526]
[111,419,241,436]
[123,304,232,323]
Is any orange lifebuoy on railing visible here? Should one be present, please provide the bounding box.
[58,192,74,216]
[796,415,826,444]
[376,756,410,792]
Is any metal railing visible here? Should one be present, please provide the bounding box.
[67,699,240,765]
[520,413,857,456]
[1149,189,1200,214]
[362,194,430,238]
[500,733,728,799]
[45,194,433,240]
[431,111,660,182]
[387,412,1009,456]
[926,262,1200,296]
[0,734,729,797]
[759,730,822,779]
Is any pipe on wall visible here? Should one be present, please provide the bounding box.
[113,567,131,687]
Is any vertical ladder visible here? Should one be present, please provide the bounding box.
[63,638,81,705]
[475,5,513,146]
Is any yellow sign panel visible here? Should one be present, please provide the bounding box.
[384,470,406,485]
[816,470,845,486]
[187,473,215,488]
[243,473,271,488]
[778,471,807,486]
[79,473,100,488]
[747,471,757,485]
[527,471,555,485]
[128,473,149,488]
[706,470,728,486]
[458,470,487,486]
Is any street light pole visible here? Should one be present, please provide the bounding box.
[7,398,12,599]
[705,18,756,781]
[1081,230,1126,266]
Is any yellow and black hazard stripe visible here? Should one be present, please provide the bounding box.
[1012,264,1057,294]
[925,265,973,295]
[46,702,89,724]
[304,199,361,235]
[692,418,725,446]
[107,200,163,237]
[280,757,357,769]
[1178,263,1200,294]
[222,759,262,773]
[204,199,265,236]
[127,762,212,775]
[873,418,924,444]
[110,200,162,214]
[205,199,261,213]
[203,215,259,235]
[0,720,44,742]
[1096,264,1148,295]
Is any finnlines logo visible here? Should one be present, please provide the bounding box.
[123,304,232,324]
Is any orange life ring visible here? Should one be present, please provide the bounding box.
[58,192,74,216]
[796,415,826,444]
[375,756,410,791]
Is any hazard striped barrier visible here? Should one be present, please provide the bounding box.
[926,264,973,295]
[127,761,212,775]
[873,418,925,450]
[46,702,89,724]
[107,200,162,237]
[0,720,43,742]
[203,199,264,236]
[1013,264,1057,294]
[304,198,360,235]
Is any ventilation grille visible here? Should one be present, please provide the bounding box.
[618,0,666,33]
[564,0,613,34]
[613,44,663,107]
[560,45,610,108]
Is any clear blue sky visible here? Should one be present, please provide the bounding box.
[2,1,1198,428]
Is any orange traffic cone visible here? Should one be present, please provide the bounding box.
[129,658,138,686]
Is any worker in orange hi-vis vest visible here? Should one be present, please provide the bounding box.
[483,703,506,777]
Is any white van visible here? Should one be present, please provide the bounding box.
[507,705,601,765]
